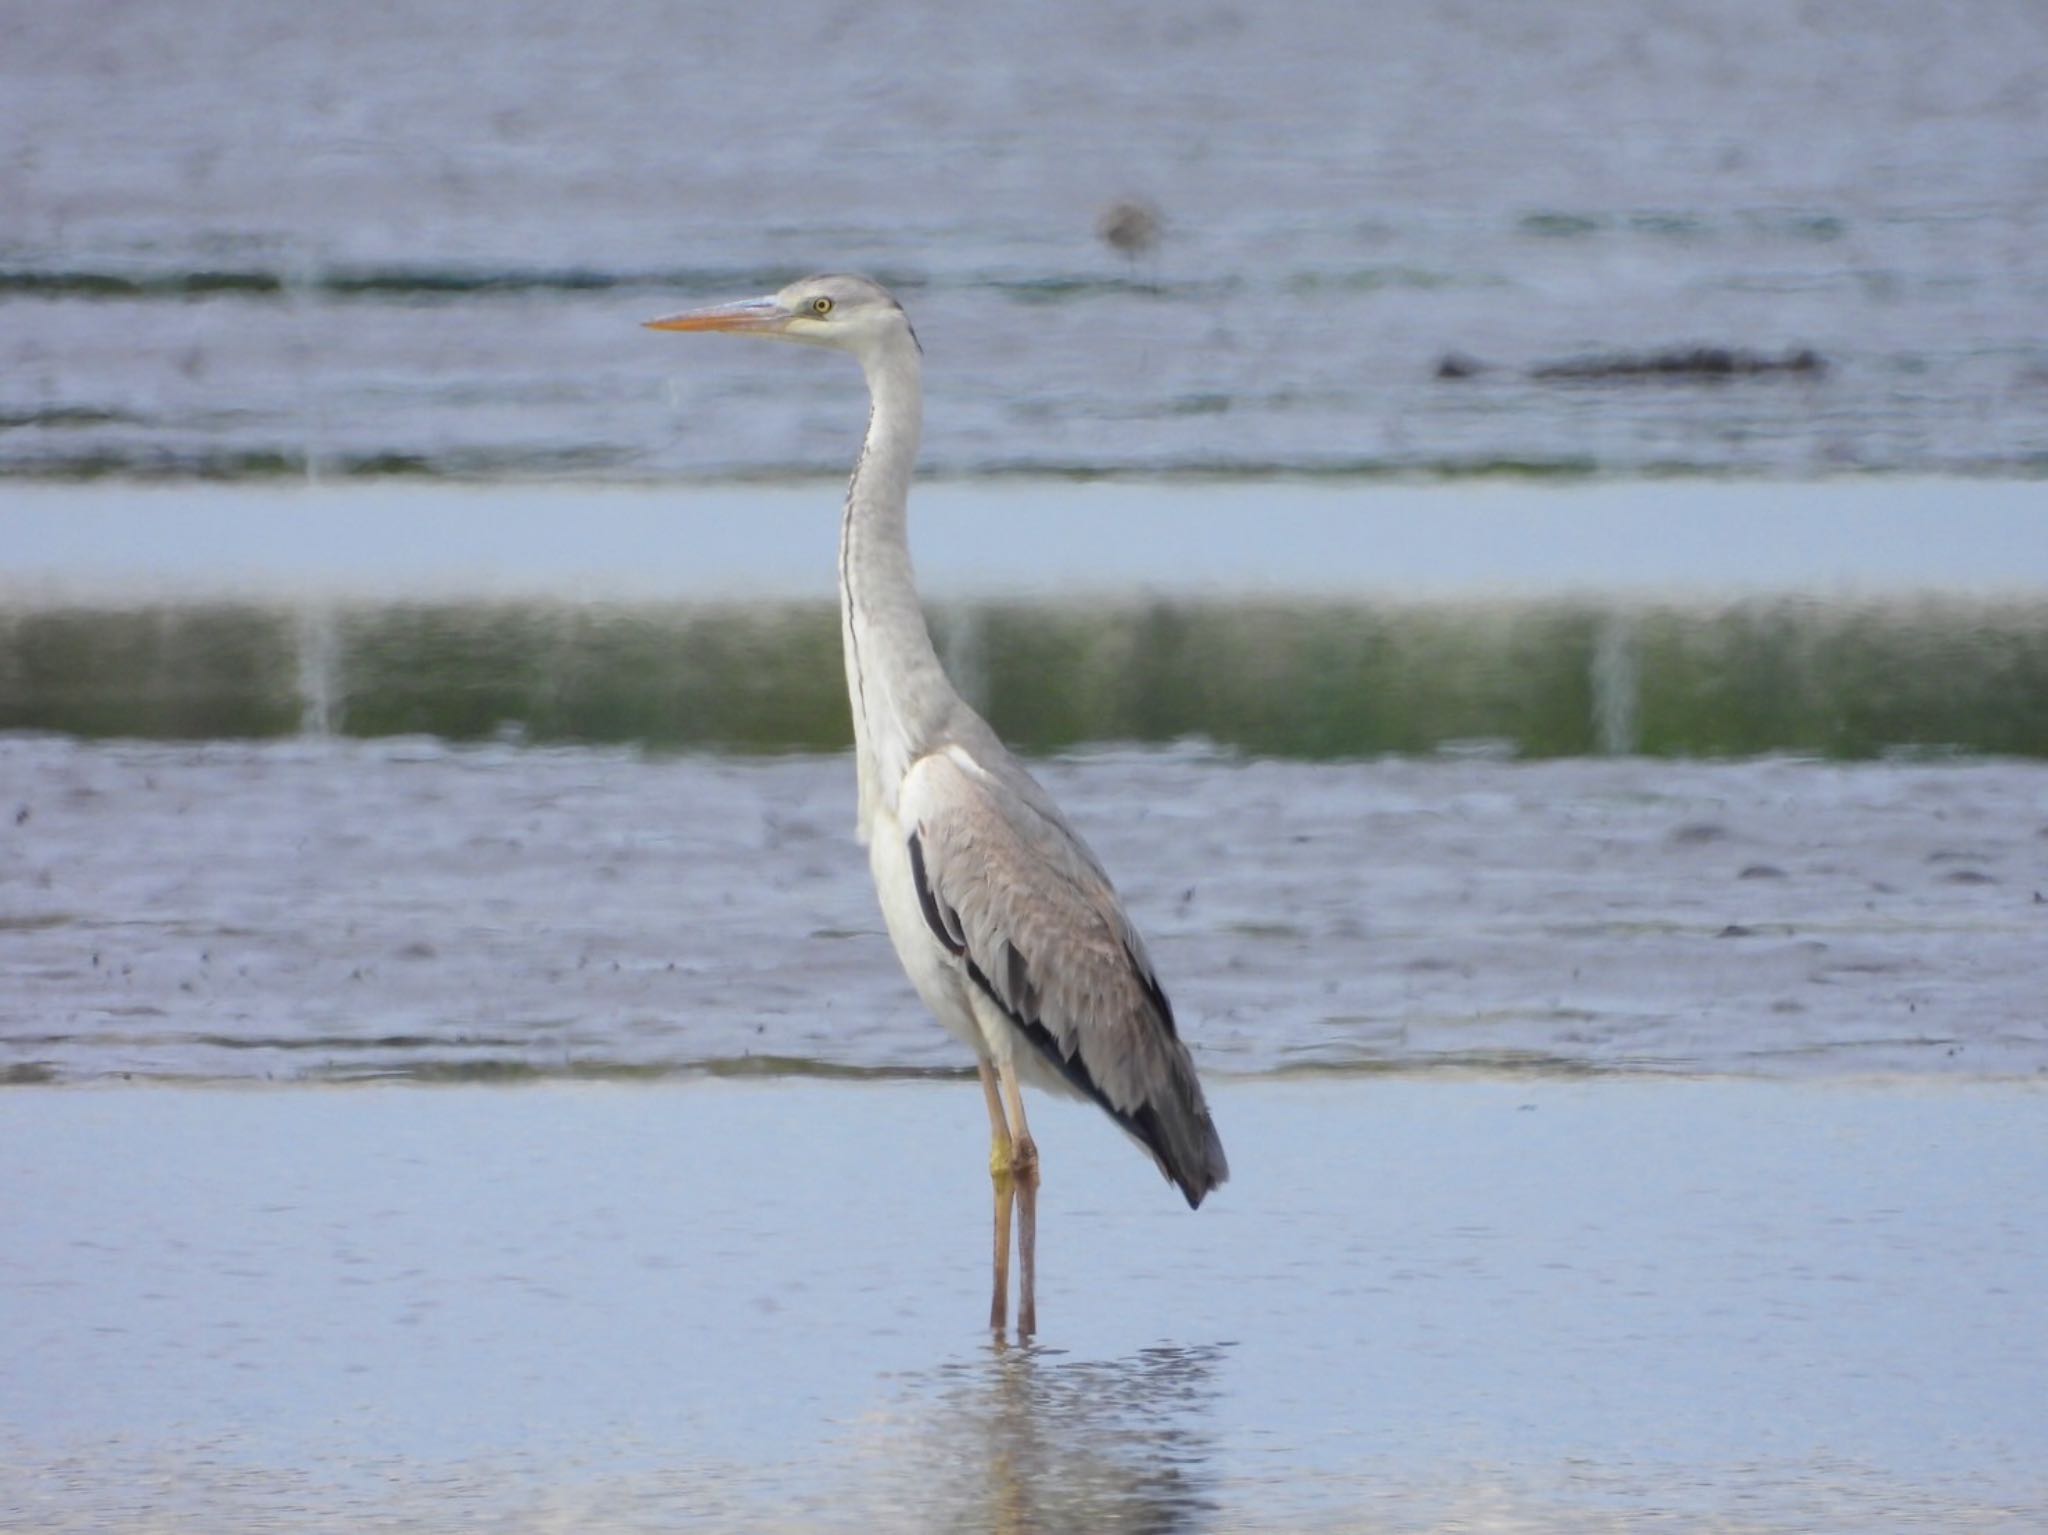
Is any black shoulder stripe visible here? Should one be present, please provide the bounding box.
[961,951,1181,1192]
[907,831,964,955]
[1002,941,1038,1019]
[963,953,1081,1091]
[1130,945,1178,1039]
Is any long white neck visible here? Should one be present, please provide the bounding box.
[839,332,954,841]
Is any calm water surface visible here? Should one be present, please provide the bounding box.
[9,479,2048,600]
[4,1080,2044,1532]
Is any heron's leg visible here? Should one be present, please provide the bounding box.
[997,1059,1040,1337]
[979,1059,1015,1333]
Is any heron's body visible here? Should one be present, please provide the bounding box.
[647,274,1227,1333]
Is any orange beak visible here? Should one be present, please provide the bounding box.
[642,297,790,334]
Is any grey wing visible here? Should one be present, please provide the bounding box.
[898,748,1229,1208]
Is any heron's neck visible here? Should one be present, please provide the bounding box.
[840,336,951,839]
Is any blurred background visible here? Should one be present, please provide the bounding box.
[4,0,2047,757]
[4,0,2047,479]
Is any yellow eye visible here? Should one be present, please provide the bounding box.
[811,296,833,316]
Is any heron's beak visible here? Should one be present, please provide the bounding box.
[642,297,790,334]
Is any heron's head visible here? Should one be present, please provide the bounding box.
[643,273,916,357]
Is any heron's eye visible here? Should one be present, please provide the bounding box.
[811,296,834,316]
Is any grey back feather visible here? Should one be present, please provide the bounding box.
[902,736,1229,1207]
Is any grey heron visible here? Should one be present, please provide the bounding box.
[645,274,1227,1336]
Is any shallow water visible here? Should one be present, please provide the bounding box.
[5,736,2044,1086]
[3,1079,2043,1531]
[4,0,2046,479]
[11,480,2048,601]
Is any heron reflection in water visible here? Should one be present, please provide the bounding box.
[646,276,1228,1335]
[849,1340,1228,1533]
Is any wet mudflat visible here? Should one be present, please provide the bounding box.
[3,736,2045,1085]
[3,1078,2043,1532]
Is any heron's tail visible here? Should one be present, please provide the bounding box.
[1141,1083,1229,1209]
[1108,1033,1227,1208]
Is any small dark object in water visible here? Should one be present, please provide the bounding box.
[1531,347,1827,382]
[1096,199,1162,259]
[1669,821,1730,845]
[1435,351,1489,380]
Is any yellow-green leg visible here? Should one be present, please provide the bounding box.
[979,1060,1015,1333]
[998,1058,1040,1337]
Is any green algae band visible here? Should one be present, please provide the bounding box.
[2,597,2045,759]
